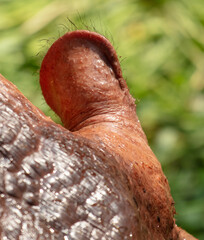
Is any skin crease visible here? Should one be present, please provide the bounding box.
[0,74,140,240]
[40,30,197,240]
[0,75,197,240]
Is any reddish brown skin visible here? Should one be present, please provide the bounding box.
[40,30,197,240]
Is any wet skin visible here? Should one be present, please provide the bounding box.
[0,31,197,239]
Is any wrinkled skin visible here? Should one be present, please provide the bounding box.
[0,30,197,239]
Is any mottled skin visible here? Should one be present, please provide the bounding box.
[0,30,197,239]
[0,74,138,239]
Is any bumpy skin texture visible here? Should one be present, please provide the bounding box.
[0,74,138,239]
[0,30,197,239]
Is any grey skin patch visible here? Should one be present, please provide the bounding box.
[0,76,139,239]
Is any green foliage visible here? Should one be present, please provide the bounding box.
[0,0,203,238]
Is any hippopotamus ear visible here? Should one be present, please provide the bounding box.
[0,29,197,240]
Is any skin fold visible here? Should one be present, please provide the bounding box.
[0,30,197,239]
[40,30,197,239]
[0,74,138,239]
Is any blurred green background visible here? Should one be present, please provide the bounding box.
[0,0,203,238]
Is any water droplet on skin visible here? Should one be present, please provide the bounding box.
[109,67,114,75]
[50,228,55,233]
[24,192,38,205]
[5,173,20,197]
[95,59,105,67]
[16,204,22,210]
